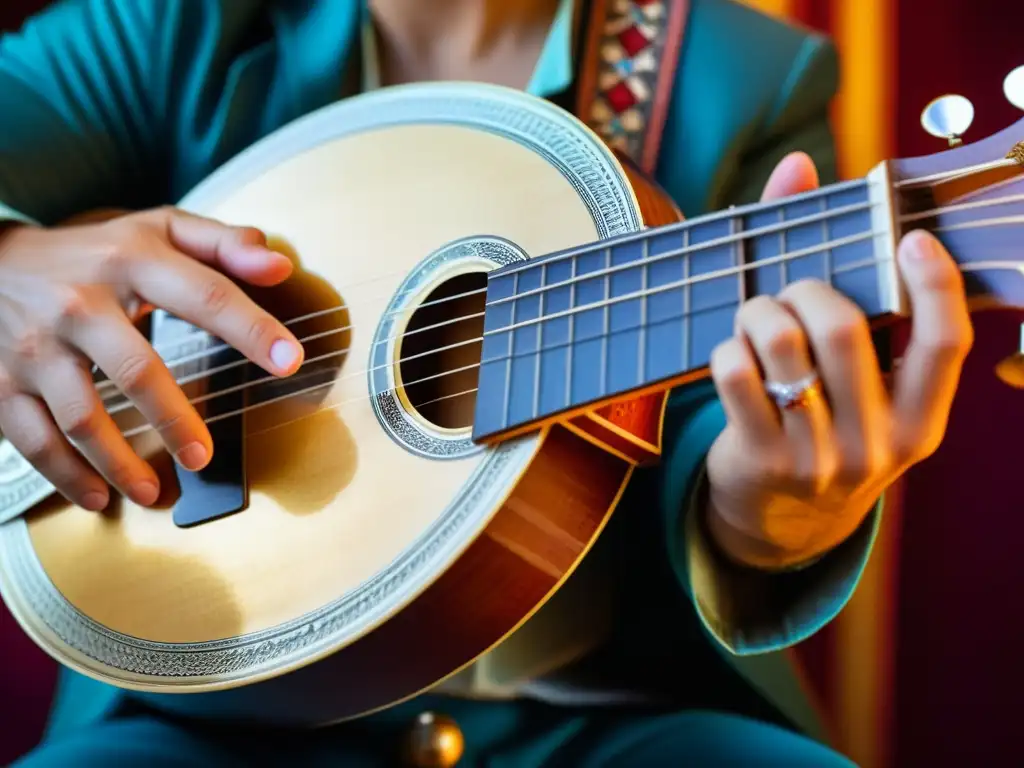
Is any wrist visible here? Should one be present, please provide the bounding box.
[705,504,828,572]
[702,480,876,572]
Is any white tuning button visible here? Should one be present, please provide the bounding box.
[1004,65,1024,111]
[920,94,975,146]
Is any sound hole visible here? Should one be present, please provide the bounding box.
[399,272,486,430]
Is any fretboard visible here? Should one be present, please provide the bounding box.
[471,178,895,443]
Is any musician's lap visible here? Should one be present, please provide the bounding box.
[15,693,854,767]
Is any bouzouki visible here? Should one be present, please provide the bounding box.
[0,81,1022,725]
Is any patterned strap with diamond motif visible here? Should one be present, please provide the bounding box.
[576,0,691,175]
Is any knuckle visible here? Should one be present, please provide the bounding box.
[57,401,100,442]
[0,369,17,402]
[94,245,132,281]
[764,325,806,361]
[11,328,50,364]
[822,314,870,354]
[710,340,753,392]
[16,431,58,466]
[112,354,154,394]
[757,453,796,487]
[790,456,836,497]
[199,277,233,317]
[134,205,176,227]
[51,286,91,327]
[837,445,892,487]
[247,314,277,349]
[788,473,823,498]
[915,253,965,292]
[928,325,975,361]
[105,462,137,492]
[153,412,185,437]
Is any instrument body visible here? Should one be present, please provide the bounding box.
[1,80,1021,727]
[0,84,680,725]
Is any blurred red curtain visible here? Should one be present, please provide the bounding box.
[744,2,1023,767]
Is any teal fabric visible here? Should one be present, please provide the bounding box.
[14,694,857,767]
[0,0,879,761]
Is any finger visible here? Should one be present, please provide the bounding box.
[890,230,973,459]
[760,151,820,202]
[779,279,890,472]
[129,246,304,378]
[709,337,781,444]
[68,307,213,472]
[734,295,833,467]
[0,388,109,511]
[34,357,160,507]
[735,296,818,384]
[156,208,294,287]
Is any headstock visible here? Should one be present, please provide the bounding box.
[895,69,1024,388]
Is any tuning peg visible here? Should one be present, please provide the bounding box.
[995,324,1024,390]
[1004,65,1024,111]
[920,94,975,146]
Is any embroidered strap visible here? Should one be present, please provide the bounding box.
[576,0,691,175]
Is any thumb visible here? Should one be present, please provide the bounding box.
[760,151,820,202]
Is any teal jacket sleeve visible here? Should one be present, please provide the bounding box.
[660,32,882,656]
[0,0,328,222]
[0,0,171,223]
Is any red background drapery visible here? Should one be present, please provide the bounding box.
[744,2,1023,767]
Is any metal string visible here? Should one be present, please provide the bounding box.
[114,244,1024,442]
[97,189,1024,418]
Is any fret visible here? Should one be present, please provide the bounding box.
[642,226,687,381]
[502,270,519,429]
[686,215,742,370]
[600,247,610,397]
[780,203,788,289]
[636,236,648,388]
[532,263,545,419]
[475,267,516,436]
[570,244,609,407]
[743,181,886,316]
[733,210,747,304]
[821,194,833,288]
[473,179,891,443]
[538,251,574,417]
[786,195,831,282]
[605,234,645,396]
[827,184,889,317]
[682,225,690,374]
[563,256,575,409]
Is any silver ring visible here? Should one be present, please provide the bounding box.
[764,372,822,411]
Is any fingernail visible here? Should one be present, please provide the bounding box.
[82,491,109,512]
[176,442,209,471]
[901,230,937,262]
[270,339,301,373]
[131,480,159,507]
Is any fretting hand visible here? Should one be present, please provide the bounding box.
[705,152,974,571]
[0,208,304,512]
